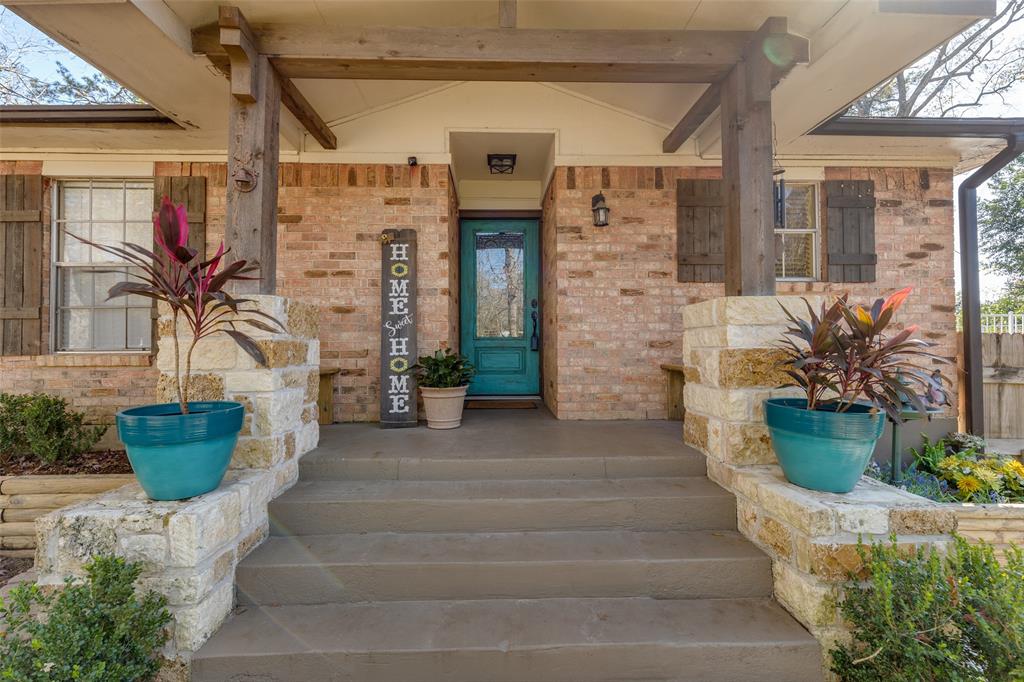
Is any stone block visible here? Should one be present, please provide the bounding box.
[287,300,320,338]
[773,562,841,629]
[757,514,794,559]
[252,389,305,436]
[167,489,242,567]
[717,295,828,327]
[172,579,233,653]
[683,383,753,421]
[254,339,309,369]
[889,507,957,535]
[721,422,776,465]
[719,348,791,389]
[683,412,708,452]
[231,435,284,469]
[157,373,224,403]
[681,299,719,330]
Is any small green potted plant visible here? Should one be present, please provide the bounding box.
[76,196,281,501]
[766,287,949,493]
[408,348,476,429]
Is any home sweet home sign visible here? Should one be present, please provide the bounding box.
[380,228,418,428]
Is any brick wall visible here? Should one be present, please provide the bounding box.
[542,165,958,420]
[155,162,457,422]
[1,160,957,427]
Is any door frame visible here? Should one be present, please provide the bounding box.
[458,215,542,397]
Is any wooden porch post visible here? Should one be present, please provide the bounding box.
[720,19,785,296]
[222,7,281,294]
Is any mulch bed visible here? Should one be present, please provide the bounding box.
[0,556,32,588]
[0,450,133,477]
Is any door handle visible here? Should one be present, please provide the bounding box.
[530,299,539,351]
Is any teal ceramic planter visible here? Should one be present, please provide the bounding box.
[116,401,244,501]
[764,398,884,494]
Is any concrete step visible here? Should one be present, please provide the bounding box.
[268,477,736,535]
[299,450,707,481]
[192,597,823,682]
[235,530,772,605]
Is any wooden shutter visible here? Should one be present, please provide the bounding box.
[0,175,44,356]
[825,180,877,283]
[677,179,724,283]
[154,176,207,258]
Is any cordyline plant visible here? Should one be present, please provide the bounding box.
[74,196,282,414]
[778,287,950,422]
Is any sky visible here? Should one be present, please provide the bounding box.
[2,7,1022,303]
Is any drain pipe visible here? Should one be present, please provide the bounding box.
[958,133,1024,437]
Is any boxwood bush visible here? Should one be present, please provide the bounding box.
[0,392,106,464]
[831,536,1024,681]
[0,555,170,682]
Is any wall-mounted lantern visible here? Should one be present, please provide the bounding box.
[591,192,610,227]
[487,153,517,174]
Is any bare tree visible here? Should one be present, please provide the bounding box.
[0,7,139,105]
[848,0,1024,117]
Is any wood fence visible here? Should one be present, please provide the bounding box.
[983,333,1024,439]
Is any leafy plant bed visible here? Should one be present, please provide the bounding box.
[2,449,132,476]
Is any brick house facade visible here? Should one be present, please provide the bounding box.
[0,161,957,429]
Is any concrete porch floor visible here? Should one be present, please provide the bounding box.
[309,406,689,460]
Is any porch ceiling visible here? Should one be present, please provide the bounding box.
[0,0,994,165]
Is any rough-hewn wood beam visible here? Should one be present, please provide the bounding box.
[662,82,721,153]
[193,24,782,83]
[219,5,257,102]
[277,71,337,150]
[662,17,807,153]
[720,17,787,296]
[499,0,516,28]
[226,52,281,294]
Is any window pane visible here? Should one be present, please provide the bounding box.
[127,309,152,349]
[785,184,816,230]
[59,309,92,350]
[60,183,90,221]
[60,268,93,307]
[93,309,127,350]
[60,225,90,263]
[778,233,816,279]
[125,186,152,221]
[90,223,126,262]
[93,269,127,307]
[125,222,152,249]
[475,232,525,339]
[91,183,124,220]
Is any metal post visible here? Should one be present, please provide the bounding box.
[890,418,903,486]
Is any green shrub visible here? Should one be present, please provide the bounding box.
[0,392,106,464]
[0,555,171,682]
[831,536,1024,681]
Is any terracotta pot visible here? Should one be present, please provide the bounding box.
[420,386,469,429]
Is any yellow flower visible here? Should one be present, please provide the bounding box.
[1003,460,1024,478]
[938,456,961,470]
[957,475,983,496]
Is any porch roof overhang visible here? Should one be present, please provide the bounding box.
[0,104,179,129]
[813,114,1024,438]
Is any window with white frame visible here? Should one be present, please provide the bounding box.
[774,182,819,280]
[53,179,154,352]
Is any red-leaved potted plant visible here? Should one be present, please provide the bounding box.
[765,287,949,493]
[75,197,282,500]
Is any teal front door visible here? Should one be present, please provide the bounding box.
[460,219,540,396]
